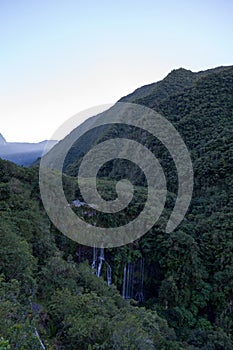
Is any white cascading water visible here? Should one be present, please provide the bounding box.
[122,262,134,299]
[97,245,105,277]
[122,258,145,301]
[91,243,98,270]
[106,263,112,286]
[135,258,144,302]
[91,245,114,287]
[122,265,127,299]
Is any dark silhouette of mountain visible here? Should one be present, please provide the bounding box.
[0,136,57,166]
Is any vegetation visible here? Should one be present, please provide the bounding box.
[0,65,233,348]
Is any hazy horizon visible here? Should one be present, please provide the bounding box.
[1,0,233,143]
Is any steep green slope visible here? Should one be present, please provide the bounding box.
[120,67,196,103]
[0,159,186,349]
[120,65,231,105]
[62,67,199,175]
[60,65,233,347]
[64,65,233,181]
[1,64,233,349]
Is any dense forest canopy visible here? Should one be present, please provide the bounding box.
[0,65,233,349]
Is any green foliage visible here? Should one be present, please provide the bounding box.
[47,265,179,350]
[0,275,43,349]
[0,220,37,295]
[1,65,233,348]
[38,253,81,298]
[0,338,10,350]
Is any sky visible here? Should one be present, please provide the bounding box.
[0,0,233,142]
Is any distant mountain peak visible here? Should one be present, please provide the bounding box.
[0,136,57,166]
[164,67,195,81]
[0,133,7,145]
[169,67,193,73]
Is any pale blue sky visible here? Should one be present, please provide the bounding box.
[1,0,233,142]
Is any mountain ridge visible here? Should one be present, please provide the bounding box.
[0,133,7,145]
[0,135,57,166]
[61,64,233,177]
[1,64,233,349]
[120,65,232,106]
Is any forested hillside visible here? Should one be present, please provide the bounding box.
[1,65,233,349]
[0,159,185,349]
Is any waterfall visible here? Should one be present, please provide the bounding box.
[127,262,134,299]
[91,245,112,285]
[122,265,127,299]
[122,258,145,301]
[135,258,144,302]
[106,263,112,286]
[122,263,134,299]
[96,245,105,278]
[91,243,98,270]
